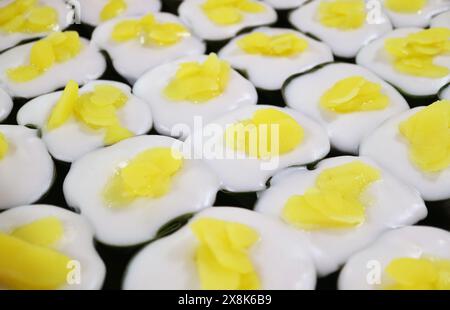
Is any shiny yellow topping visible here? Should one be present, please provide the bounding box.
[46,80,133,145]
[11,217,64,248]
[320,76,389,113]
[0,132,8,161]
[103,148,183,207]
[0,0,58,34]
[0,217,70,290]
[202,0,265,25]
[384,257,450,290]
[384,28,450,78]
[399,100,450,173]
[164,53,231,103]
[100,0,127,21]
[191,218,261,290]
[47,80,79,130]
[318,0,366,30]
[225,108,304,159]
[111,14,189,46]
[7,31,82,83]
[282,161,381,230]
[75,86,130,145]
[237,32,308,57]
[385,0,427,13]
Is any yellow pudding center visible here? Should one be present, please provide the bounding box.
[191,218,261,290]
[385,0,427,13]
[282,161,381,230]
[11,216,64,248]
[0,132,8,160]
[399,100,450,173]
[0,216,71,290]
[237,32,308,57]
[0,0,58,34]
[111,13,189,46]
[7,31,82,83]
[225,108,304,159]
[164,53,231,103]
[103,148,183,206]
[384,28,450,78]
[47,80,133,145]
[318,0,366,30]
[320,76,389,113]
[100,0,127,21]
[202,0,265,25]
[384,257,450,290]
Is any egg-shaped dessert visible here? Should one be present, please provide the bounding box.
[133,53,257,139]
[219,27,333,90]
[339,226,450,290]
[289,0,392,58]
[254,156,427,276]
[0,125,54,210]
[381,0,450,28]
[63,135,220,246]
[178,0,277,41]
[91,12,206,83]
[184,105,330,192]
[440,83,450,100]
[0,31,106,98]
[263,0,308,10]
[283,63,409,154]
[0,88,13,122]
[360,100,450,201]
[356,27,450,97]
[123,207,316,290]
[0,0,72,51]
[431,10,450,28]
[17,80,152,163]
[78,0,161,26]
[0,204,106,290]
